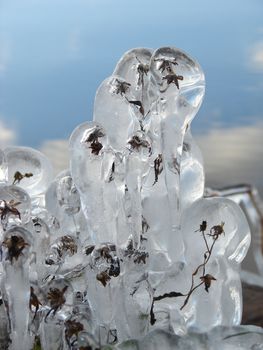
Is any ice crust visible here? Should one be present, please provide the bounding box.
[0,47,252,349]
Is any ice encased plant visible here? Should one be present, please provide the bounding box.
[0,47,251,349]
[69,47,251,339]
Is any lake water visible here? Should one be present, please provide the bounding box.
[1,0,263,195]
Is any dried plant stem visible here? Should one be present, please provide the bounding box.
[202,231,210,253]
[180,281,204,310]
[150,223,221,325]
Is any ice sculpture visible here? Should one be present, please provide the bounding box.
[0,47,252,349]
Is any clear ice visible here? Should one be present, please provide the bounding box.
[0,47,253,349]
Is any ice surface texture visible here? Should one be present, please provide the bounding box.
[0,47,251,349]
[117,325,263,350]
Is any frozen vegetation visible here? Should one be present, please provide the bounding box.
[0,47,256,349]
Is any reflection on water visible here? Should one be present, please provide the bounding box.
[0,0,263,194]
[197,123,263,196]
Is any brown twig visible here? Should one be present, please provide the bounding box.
[150,221,222,325]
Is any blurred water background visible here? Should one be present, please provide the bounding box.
[0,0,263,195]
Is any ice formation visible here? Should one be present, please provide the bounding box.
[0,47,252,349]
[117,325,263,350]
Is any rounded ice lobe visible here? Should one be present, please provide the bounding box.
[113,47,153,83]
[2,226,32,264]
[0,185,31,229]
[4,146,53,197]
[151,46,205,109]
[42,278,73,322]
[69,121,107,156]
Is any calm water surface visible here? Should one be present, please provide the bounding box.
[1,0,263,194]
